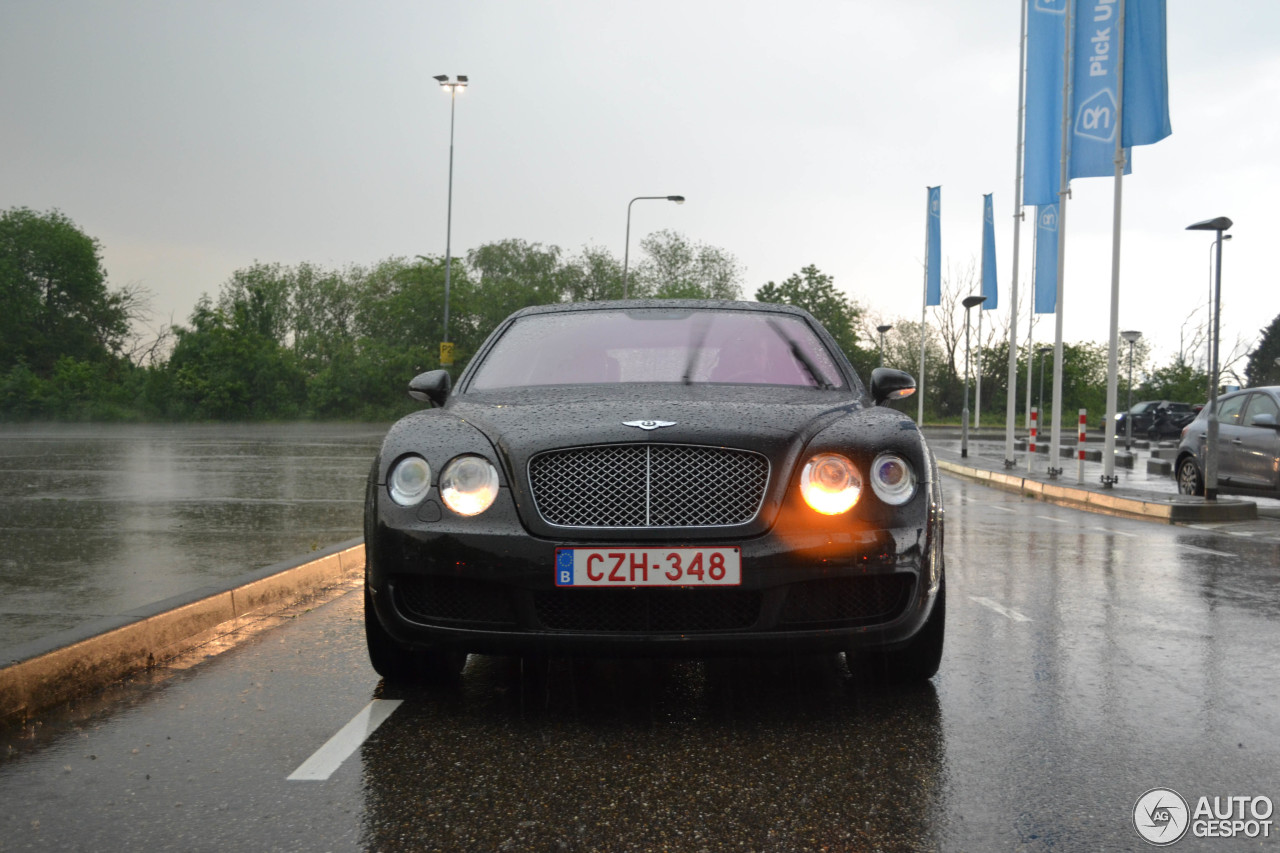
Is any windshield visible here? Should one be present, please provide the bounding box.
[468,308,847,390]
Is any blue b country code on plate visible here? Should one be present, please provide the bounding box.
[555,547,741,587]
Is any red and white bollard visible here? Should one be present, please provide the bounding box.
[1028,407,1039,473]
[1077,409,1087,483]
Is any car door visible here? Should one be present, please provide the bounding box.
[1236,391,1280,489]
[1211,393,1250,484]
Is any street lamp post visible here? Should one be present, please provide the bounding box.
[433,74,467,368]
[1037,346,1052,416]
[622,196,685,299]
[961,295,987,458]
[876,324,893,367]
[1121,330,1142,451]
[1186,216,1233,501]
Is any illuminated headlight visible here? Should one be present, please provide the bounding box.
[869,453,916,505]
[799,453,861,515]
[388,455,431,507]
[440,455,500,516]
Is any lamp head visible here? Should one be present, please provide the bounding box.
[667,195,685,204]
[1120,330,1142,344]
[876,324,893,334]
[1037,346,1052,356]
[962,295,987,309]
[1186,216,1232,232]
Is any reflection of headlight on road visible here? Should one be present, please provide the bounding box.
[440,455,500,516]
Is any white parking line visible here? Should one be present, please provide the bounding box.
[1035,515,1068,524]
[986,505,1016,513]
[969,596,1032,622]
[1175,544,1236,558]
[288,699,403,781]
[1228,531,1256,537]
[1092,527,1137,537]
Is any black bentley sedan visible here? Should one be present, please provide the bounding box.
[363,300,945,683]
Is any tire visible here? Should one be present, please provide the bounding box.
[1176,456,1205,496]
[855,579,945,684]
[364,585,466,683]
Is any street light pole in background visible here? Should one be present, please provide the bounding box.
[877,324,893,367]
[433,74,467,368]
[623,196,685,299]
[1186,216,1233,501]
[961,295,987,458]
[1120,330,1142,451]
[1204,235,1232,400]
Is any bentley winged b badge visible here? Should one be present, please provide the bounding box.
[623,420,676,431]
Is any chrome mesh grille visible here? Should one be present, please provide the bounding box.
[529,444,768,528]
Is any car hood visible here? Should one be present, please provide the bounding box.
[446,384,864,455]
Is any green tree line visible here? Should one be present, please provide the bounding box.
[3,206,1269,424]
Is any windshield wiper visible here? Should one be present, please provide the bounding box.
[681,315,712,385]
[765,319,832,390]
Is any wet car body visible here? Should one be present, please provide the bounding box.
[364,300,944,682]
[1175,385,1280,497]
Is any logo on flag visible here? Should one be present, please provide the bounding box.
[1039,207,1058,231]
[1075,89,1117,142]
[1034,0,1067,13]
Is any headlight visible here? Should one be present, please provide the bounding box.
[440,455,500,516]
[388,455,432,507]
[799,453,861,515]
[870,452,916,505]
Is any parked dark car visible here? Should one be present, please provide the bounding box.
[1106,400,1198,439]
[363,300,945,685]
[1175,386,1280,497]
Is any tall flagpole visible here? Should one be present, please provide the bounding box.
[1025,221,1037,430]
[918,187,929,425]
[1048,0,1074,478]
[1004,0,1028,467]
[1101,0,1128,487]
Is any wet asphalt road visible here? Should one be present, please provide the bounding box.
[3,476,1280,851]
[0,423,382,651]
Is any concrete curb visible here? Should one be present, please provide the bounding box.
[937,460,1257,523]
[0,538,365,726]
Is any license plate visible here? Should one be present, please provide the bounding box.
[555,547,741,587]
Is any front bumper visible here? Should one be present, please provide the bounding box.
[367,490,942,658]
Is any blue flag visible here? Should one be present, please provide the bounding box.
[1121,0,1171,147]
[926,186,941,306]
[1023,0,1068,205]
[981,194,998,310]
[1034,204,1058,314]
[1069,0,1133,180]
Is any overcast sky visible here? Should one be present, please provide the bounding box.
[2,1,1276,370]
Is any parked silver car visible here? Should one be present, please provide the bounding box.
[1175,386,1280,496]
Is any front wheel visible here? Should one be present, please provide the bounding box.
[1176,457,1205,496]
[365,586,467,683]
[854,580,945,684]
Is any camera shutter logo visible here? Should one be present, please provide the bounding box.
[1134,788,1190,846]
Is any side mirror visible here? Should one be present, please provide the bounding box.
[1249,413,1279,429]
[869,367,916,406]
[408,370,452,407]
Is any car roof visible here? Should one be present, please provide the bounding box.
[505,300,818,320]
